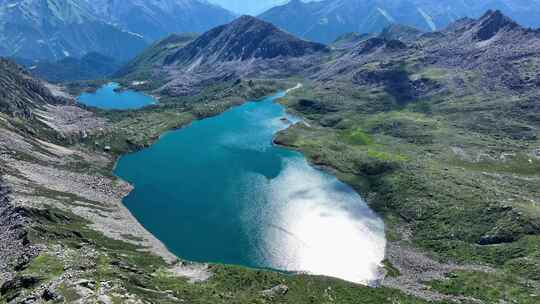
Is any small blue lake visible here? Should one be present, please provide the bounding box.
[77,82,156,110]
[114,93,386,284]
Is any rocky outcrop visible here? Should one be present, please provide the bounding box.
[353,67,441,103]
[261,284,289,298]
[0,59,69,118]
[0,179,37,284]
[353,38,407,56]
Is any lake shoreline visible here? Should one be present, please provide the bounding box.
[90,81,473,299]
[111,84,387,285]
[77,82,157,110]
[103,85,310,283]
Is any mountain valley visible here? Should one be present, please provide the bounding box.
[0,5,539,304]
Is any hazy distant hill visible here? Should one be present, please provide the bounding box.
[90,0,235,42]
[259,0,540,43]
[0,0,147,61]
[0,0,235,61]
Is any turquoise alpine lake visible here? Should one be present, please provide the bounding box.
[114,93,386,284]
[77,82,156,109]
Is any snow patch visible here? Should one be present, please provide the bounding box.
[376,7,395,23]
[131,81,147,86]
[417,8,437,31]
[123,30,144,40]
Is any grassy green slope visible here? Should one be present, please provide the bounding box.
[274,58,540,302]
[114,33,198,85]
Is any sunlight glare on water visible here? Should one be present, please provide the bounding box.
[248,157,386,284]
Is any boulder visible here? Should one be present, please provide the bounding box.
[261,284,289,298]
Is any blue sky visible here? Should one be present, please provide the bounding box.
[208,0,290,15]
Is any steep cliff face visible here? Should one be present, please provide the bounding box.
[0,59,67,118]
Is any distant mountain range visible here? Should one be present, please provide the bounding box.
[259,0,540,43]
[0,0,234,61]
[0,0,147,61]
[90,0,234,42]
[119,9,540,108]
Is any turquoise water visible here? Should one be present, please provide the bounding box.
[77,82,156,110]
[115,93,386,284]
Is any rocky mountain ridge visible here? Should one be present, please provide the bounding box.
[259,0,540,43]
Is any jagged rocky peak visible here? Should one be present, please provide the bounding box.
[474,10,520,41]
[164,15,330,66]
